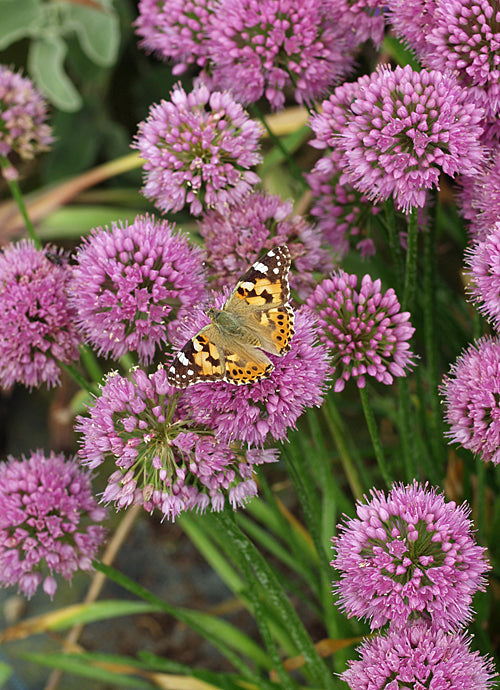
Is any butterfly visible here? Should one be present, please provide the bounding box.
[167,245,295,387]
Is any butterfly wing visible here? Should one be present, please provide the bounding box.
[225,245,292,314]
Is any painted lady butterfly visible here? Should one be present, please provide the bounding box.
[167,245,295,387]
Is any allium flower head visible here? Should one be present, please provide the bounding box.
[76,367,278,521]
[69,215,205,364]
[306,271,414,392]
[342,622,497,689]
[198,192,334,298]
[388,0,439,56]
[0,241,80,390]
[206,0,355,110]
[306,155,382,259]
[332,482,490,631]
[0,450,107,599]
[317,65,485,212]
[441,336,500,464]
[135,0,214,74]
[333,0,386,46]
[0,65,53,178]
[173,305,331,446]
[459,147,500,241]
[134,84,262,216]
[425,0,500,118]
[465,221,500,329]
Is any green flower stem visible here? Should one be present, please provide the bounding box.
[359,385,392,488]
[79,344,104,385]
[422,207,445,477]
[403,207,419,312]
[322,395,365,500]
[397,376,417,482]
[250,103,307,190]
[0,155,41,248]
[215,510,336,689]
[61,362,96,394]
[476,458,486,544]
[383,198,404,293]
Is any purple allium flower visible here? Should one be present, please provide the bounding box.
[0,241,80,390]
[424,0,500,119]
[69,215,205,365]
[306,155,382,259]
[0,450,107,599]
[332,481,490,631]
[76,367,278,521]
[135,0,214,74]
[315,65,485,212]
[341,622,497,689]
[465,221,500,329]
[173,305,330,446]
[206,0,355,110]
[198,192,334,298]
[306,271,415,392]
[133,84,262,216]
[441,336,500,464]
[459,147,500,241]
[0,65,53,178]
[334,0,387,47]
[387,0,439,56]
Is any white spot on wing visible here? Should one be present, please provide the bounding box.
[253,261,269,273]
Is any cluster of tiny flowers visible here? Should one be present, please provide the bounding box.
[206,0,355,110]
[306,155,382,259]
[76,367,278,521]
[134,0,214,74]
[390,0,500,120]
[69,215,205,364]
[311,65,485,212]
[332,0,386,46]
[306,271,414,392]
[341,622,497,689]
[0,450,107,599]
[0,241,80,390]
[459,147,500,241]
[198,192,334,298]
[174,305,331,446]
[465,222,500,329]
[0,65,53,179]
[441,336,500,464]
[134,84,262,216]
[332,482,490,631]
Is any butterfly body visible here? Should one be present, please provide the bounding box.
[168,246,294,387]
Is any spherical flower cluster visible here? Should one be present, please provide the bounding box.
[0,450,107,599]
[333,0,386,46]
[388,0,439,57]
[76,367,278,521]
[0,65,53,179]
[135,0,214,74]
[198,192,334,298]
[332,482,490,631]
[466,222,500,329]
[0,241,81,390]
[424,0,500,119]
[306,271,414,392]
[206,0,355,110]
[313,65,485,212]
[441,336,500,464]
[69,215,205,365]
[134,84,262,216]
[341,622,497,689]
[459,148,500,241]
[306,155,382,258]
[173,305,331,446]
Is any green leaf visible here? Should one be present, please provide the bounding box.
[28,37,82,111]
[18,652,154,688]
[0,0,42,49]
[0,660,13,684]
[67,4,120,67]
